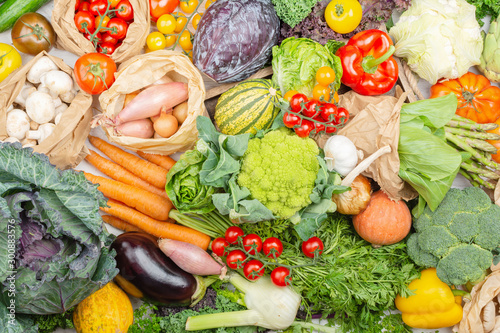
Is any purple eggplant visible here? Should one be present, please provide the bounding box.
[193,0,280,83]
[110,232,199,306]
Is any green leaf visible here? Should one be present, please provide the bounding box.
[0,302,37,333]
[293,199,333,240]
[400,94,458,129]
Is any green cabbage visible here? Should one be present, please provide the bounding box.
[0,143,118,331]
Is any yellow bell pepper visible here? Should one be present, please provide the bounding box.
[395,268,464,329]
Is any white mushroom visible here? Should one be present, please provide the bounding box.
[60,89,77,103]
[14,82,36,107]
[25,91,55,124]
[3,137,20,143]
[37,84,50,95]
[21,138,38,147]
[27,123,55,143]
[40,70,74,96]
[30,121,39,130]
[54,113,63,125]
[54,103,68,118]
[52,96,62,108]
[6,109,30,140]
[27,56,58,84]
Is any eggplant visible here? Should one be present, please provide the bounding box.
[110,232,199,306]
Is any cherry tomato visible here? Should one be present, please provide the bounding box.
[146,31,166,51]
[242,234,262,255]
[95,15,110,31]
[101,32,118,45]
[316,66,336,86]
[83,31,102,45]
[75,11,95,34]
[98,42,117,55]
[205,0,216,9]
[226,250,247,269]
[262,237,283,259]
[150,0,180,22]
[313,120,326,134]
[11,13,56,56]
[178,30,192,51]
[174,12,187,33]
[302,236,324,258]
[75,0,81,11]
[333,91,340,104]
[211,237,229,257]
[337,107,350,124]
[271,267,291,287]
[74,52,116,95]
[78,1,91,12]
[109,0,121,8]
[192,13,202,30]
[325,0,362,34]
[294,120,314,138]
[164,35,177,47]
[180,0,198,14]
[283,112,301,128]
[225,226,244,244]
[157,14,177,34]
[283,90,299,103]
[312,84,331,102]
[303,100,321,118]
[325,121,338,134]
[289,93,308,113]
[320,103,338,122]
[107,17,128,40]
[243,260,265,281]
[116,0,134,21]
[89,0,108,16]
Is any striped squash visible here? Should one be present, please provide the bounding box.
[215,79,282,135]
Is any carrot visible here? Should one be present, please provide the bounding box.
[102,215,146,234]
[84,172,173,221]
[85,150,170,199]
[88,136,168,188]
[137,151,177,170]
[101,199,211,250]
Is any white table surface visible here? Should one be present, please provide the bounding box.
[2,2,498,332]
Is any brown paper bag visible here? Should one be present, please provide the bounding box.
[0,51,93,169]
[51,0,149,63]
[98,50,207,155]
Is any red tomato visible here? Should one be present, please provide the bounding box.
[243,260,265,281]
[116,0,134,21]
[89,0,108,16]
[78,1,90,11]
[294,120,314,138]
[313,120,326,134]
[107,17,128,40]
[225,226,244,244]
[282,112,301,128]
[101,32,118,45]
[73,53,117,95]
[303,100,322,118]
[271,266,291,287]
[336,107,350,125]
[242,234,262,255]
[98,42,117,55]
[211,237,229,257]
[289,93,308,113]
[320,103,338,122]
[226,250,247,269]
[83,31,102,45]
[302,236,324,258]
[150,0,180,21]
[262,237,283,259]
[325,121,338,134]
[75,0,81,11]
[74,11,95,33]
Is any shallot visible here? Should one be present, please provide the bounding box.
[116,119,155,138]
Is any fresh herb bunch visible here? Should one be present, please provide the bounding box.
[31,309,75,333]
[466,0,500,26]
[242,213,419,332]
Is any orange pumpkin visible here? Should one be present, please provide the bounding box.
[352,190,412,246]
[430,72,500,124]
[73,281,133,333]
[487,117,500,163]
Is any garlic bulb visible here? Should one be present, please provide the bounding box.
[324,135,359,176]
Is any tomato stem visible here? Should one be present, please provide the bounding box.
[0,48,12,66]
[168,0,203,53]
[85,61,110,92]
[15,20,52,48]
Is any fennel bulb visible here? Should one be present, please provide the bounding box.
[389,0,482,84]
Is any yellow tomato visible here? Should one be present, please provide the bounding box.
[192,13,202,30]
[205,0,216,9]
[179,30,192,51]
[316,66,336,86]
[146,31,167,51]
[0,44,21,83]
[180,0,198,14]
[325,0,362,34]
[174,12,188,33]
[157,14,177,34]
[283,90,299,102]
[312,84,331,102]
[165,35,177,47]
[109,0,121,8]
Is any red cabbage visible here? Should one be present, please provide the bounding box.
[193,0,280,83]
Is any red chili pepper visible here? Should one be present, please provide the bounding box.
[336,29,398,96]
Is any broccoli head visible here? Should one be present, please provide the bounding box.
[407,187,500,285]
[237,127,319,218]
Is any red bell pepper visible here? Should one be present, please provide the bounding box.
[336,29,398,96]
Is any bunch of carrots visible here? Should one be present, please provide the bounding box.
[83,136,211,250]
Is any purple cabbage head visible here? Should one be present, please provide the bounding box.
[193,0,280,83]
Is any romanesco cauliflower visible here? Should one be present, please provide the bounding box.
[237,127,319,218]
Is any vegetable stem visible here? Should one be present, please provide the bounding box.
[460,162,500,179]
[341,145,391,186]
[446,120,498,131]
[185,310,262,331]
[292,321,337,332]
[445,132,500,170]
[445,126,500,140]
[458,136,499,154]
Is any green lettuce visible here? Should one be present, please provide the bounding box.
[271,37,343,97]
[0,143,118,332]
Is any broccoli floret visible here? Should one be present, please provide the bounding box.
[407,187,500,285]
[237,127,320,218]
[436,244,493,286]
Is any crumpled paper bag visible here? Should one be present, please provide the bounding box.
[0,51,93,169]
[98,50,208,155]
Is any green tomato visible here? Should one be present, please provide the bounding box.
[0,43,22,83]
